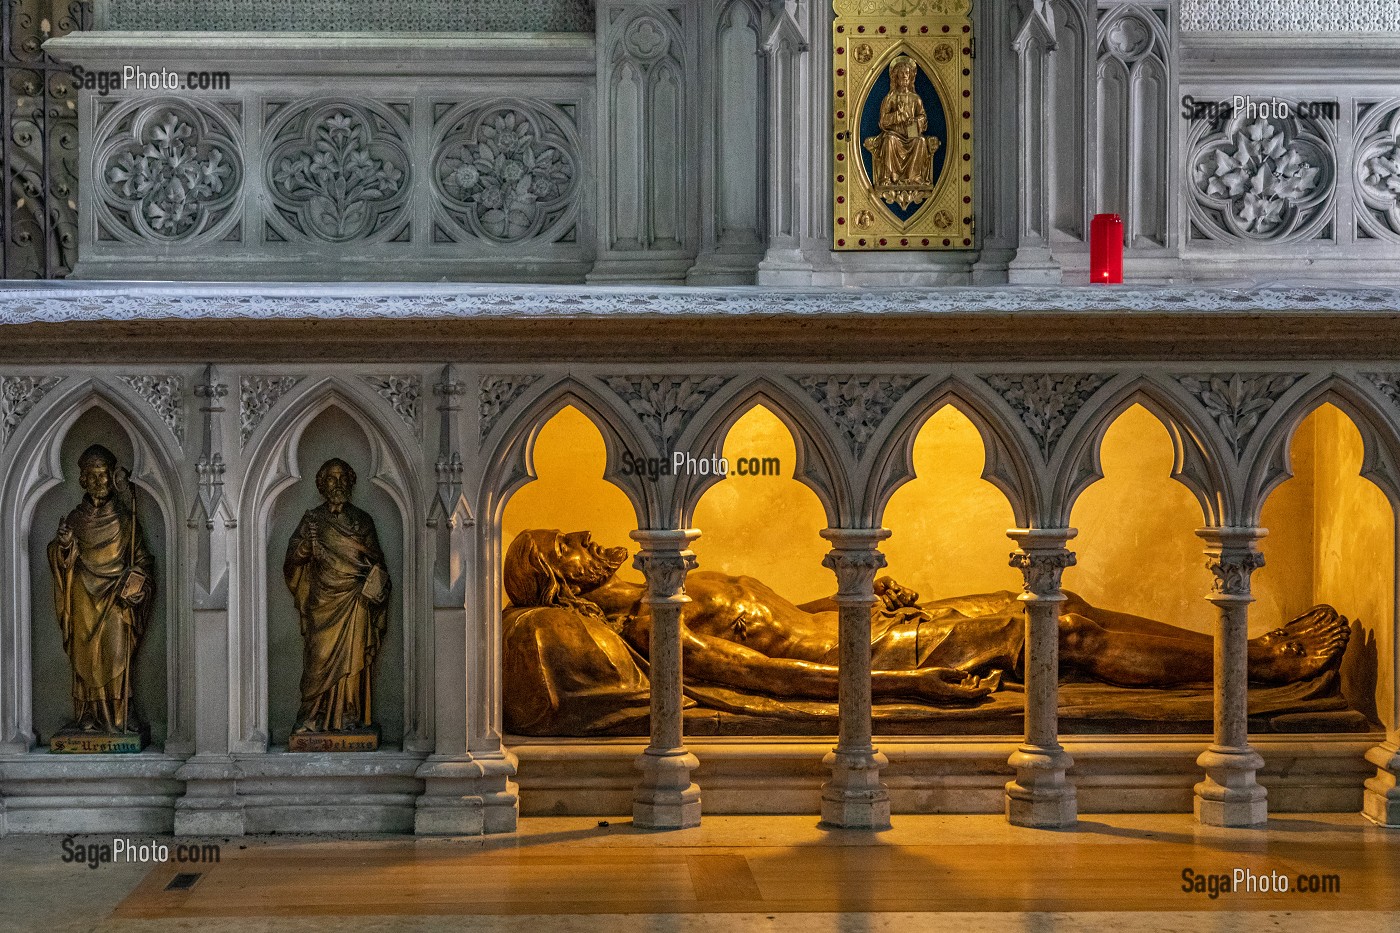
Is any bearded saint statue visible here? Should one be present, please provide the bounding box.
[284,458,391,735]
[49,444,154,736]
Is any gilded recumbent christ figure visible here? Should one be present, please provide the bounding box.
[501,529,1352,736]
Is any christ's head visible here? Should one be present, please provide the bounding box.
[504,529,629,609]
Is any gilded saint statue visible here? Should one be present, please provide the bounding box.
[49,445,154,742]
[863,56,942,208]
[284,458,390,745]
[502,529,1353,736]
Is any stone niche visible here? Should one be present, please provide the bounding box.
[264,406,406,749]
[29,408,170,750]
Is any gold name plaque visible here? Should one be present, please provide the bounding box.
[832,0,975,250]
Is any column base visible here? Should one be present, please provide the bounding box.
[1007,247,1062,284]
[633,749,701,830]
[413,756,519,835]
[1362,742,1400,828]
[1195,745,1268,827]
[819,748,891,830]
[1005,744,1077,828]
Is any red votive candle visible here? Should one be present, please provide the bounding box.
[1090,213,1123,284]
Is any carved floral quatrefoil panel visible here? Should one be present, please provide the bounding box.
[95,99,242,244]
[431,101,581,245]
[1356,100,1400,242]
[1187,110,1335,243]
[264,100,412,243]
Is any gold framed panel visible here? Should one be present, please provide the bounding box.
[832,0,975,251]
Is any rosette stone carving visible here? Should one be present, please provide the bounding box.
[479,375,542,441]
[265,101,411,242]
[432,102,581,244]
[1181,1,1400,32]
[1356,101,1400,242]
[1176,373,1302,458]
[1188,112,1334,242]
[796,375,920,459]
[982,374,1112,460]
[604,376,730,450]
[95,100,242,243]
[1,375,62,447]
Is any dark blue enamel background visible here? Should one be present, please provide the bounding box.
[858,58,950,223]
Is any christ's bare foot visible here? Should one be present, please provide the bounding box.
[1249,605,1350,685]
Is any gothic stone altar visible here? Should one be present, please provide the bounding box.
[0,0,1398,839]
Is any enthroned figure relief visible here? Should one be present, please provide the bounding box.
[502,529,1357,737]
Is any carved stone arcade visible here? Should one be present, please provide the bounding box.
[0,284,1397,837]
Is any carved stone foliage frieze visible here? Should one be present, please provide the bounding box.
[107,1,596,32]
[239,375,302,445]
[264,100,412,243]
[1188,110,1335,243]
[982,374,1112,461]
[120,375,185,447]
[1176,373,1303,458]
[1363,372,1400,412]
[431,101,581,245]
[479,375,542,441]
[362,375,422,435]
[1356,102,1400,242]
[1181,1,1400,32]
[603,376,730,451]
[796,375,919,460]
[94,99,242,243]
[1,375,61,447]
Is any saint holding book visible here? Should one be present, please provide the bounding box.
[284,458,390,739]
[863,56,941,209]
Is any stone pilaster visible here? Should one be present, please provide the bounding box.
[1008,0,1062,284]
[819,528,892,830]
[1005,529,1077,828]
[1195,528,1269,827]
[630,529,702,830]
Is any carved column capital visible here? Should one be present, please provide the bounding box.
[820,528,892,605]
[631,529,701,603]
[1197,528,1268,603]
[1008,529,1077,601]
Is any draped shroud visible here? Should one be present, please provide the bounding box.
[284,502,390,732]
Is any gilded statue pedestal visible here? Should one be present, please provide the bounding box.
[288,726,381,753]
[50,726,148,754]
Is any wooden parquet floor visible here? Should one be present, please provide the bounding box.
[112,818,1400,918]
